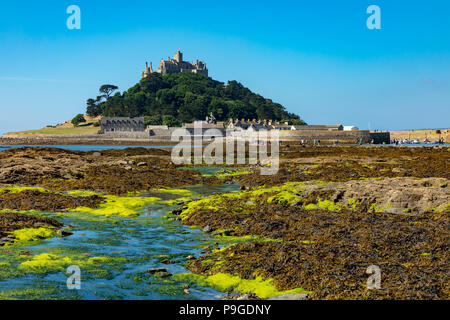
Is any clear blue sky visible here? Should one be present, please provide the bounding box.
[0,0,449,134]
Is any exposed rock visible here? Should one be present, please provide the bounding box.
[155,271,172,278]
[0,190,105,212]
[202,225,214,233]
[147,268,167,274]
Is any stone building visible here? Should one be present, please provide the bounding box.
[100,117,145,133]
[291,124,344,131]
[142,50,208,78]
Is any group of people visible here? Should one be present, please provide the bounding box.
[298,139,321,146]
[391,137,446,145]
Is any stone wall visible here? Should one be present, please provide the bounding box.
[276,130,373,144]
[369,132,391,144]
[1,129,392,146]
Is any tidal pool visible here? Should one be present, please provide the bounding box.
[0,183,239,300]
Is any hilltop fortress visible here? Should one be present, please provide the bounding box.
[142,50,208,78]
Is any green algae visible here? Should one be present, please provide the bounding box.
[368,203,381,213]
[0,185,57,195]
[267,191,300,205]
[438,203,450,212]
[18,253,128,275]
[0,286,77,300]
[153,188,193,196]
[304,199,343,212]
[317,199,342,212]
[160,197,192,206]
[173,272,311,299]
[347,198,357,210]
[368,203,386,213]
[199,168,251,180]
[179,182,306,220]
[70,195,162,217]
[66,190,103,197]
[5,227,59,247]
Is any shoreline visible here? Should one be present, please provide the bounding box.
[0,136,179,146]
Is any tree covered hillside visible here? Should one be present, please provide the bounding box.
[86,73,305,126]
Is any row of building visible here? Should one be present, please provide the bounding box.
[99,116,359,134]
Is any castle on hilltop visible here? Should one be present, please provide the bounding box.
[142,50,208,79]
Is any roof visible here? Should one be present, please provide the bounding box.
[100,117,144,124]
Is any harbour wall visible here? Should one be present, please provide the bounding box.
[1,130,391,145]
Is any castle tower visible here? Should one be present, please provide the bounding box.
[174,49,183,63]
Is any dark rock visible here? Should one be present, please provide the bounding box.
[147,267,167,274]
[60,230,73,237]
[155,271,172,278]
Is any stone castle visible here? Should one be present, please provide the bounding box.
[142,50,208,79]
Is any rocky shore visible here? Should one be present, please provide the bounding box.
[0,145,448,299]
[174,146,449,299]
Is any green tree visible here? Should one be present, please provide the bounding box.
[162,115,182,127]
[140,73,166,93]
[99,84,119,100]
[71,114,86,127]
[144,115,163,126]
[86,98,103,117]
[87,73,305,124]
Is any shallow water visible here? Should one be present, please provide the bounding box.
[1,143,448,153]
[0,145,177,152]
[0,183,240,300]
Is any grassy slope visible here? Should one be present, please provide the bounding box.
[8,126,99,136]
[4,116,100,136]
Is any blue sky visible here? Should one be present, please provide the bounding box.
[0,0,449,134]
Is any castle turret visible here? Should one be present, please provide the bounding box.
[174,50,183,63]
